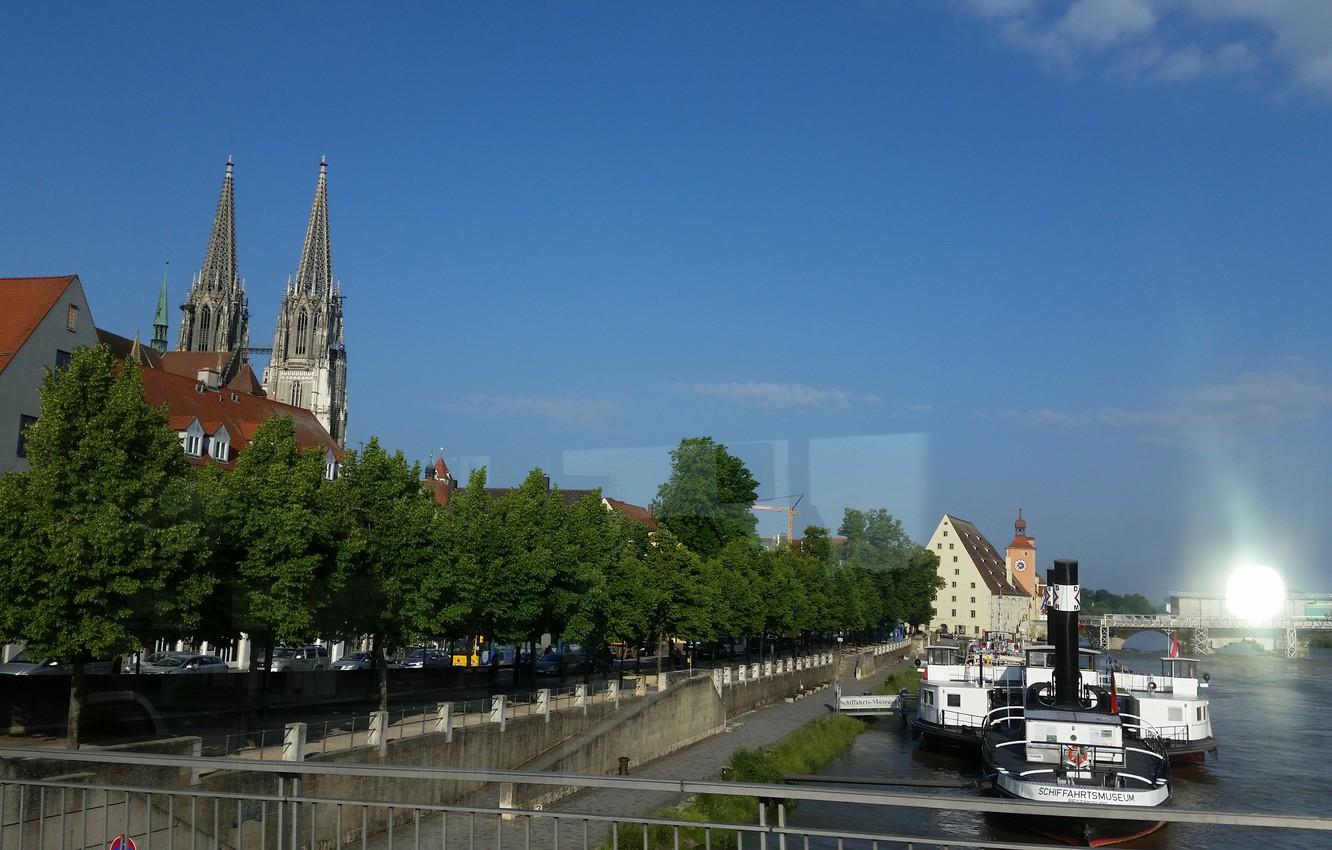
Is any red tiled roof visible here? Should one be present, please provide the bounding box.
[138,365,339,467]
[96,328,164,370]
[227,363,265,395]
[159,350,236,380]
[604,496,657,530]
[1008,534,1036,549]
[0,276,77,375]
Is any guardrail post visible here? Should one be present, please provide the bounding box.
[436,703,454,741]
[367,711,388,753]
[636,676,648,696]
[786,658,794,673]
[283,721,307,761]
[537,688,551,722]
[751,663,760,680]
[762,661,772,677]
[607,680,620,706]
[723,666,733,686]
[575,683,588,713]
[737,664,747,683]
[712,667,724,696]
[490,694,507,730]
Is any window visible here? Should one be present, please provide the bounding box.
[951,581,956,588]
[325,458,338,480]
[953,556,958,562]
[55,349,71,371]
[295,310,309,355]
[185,435,202,456]
[954,568,959,575]
[211,439,229,462]
[16,414,37,458]
[943,530,948,536]
[970,582,975,588]
[936,543,942,549]
[950,609,956,617]
[199,305,211,344]
[290,382,303,407]
[951,595,956,602]
[1168,707,1184,722]
[969,610,976,619]
[949,543,954,549]
[971,597,976,603]
[65,304,78,331]
[947,693,961,708]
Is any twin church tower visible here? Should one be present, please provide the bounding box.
[154,157,348,446]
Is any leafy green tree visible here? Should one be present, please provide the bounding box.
[424,467,497,643]
[203,417,344,676]
[838,508,914,572]
[636,528,711,677]
[653,437,759,560]
[800,525,834,565]
[0,346,212,746]
[704,538,765,650]
[329,437,435,713]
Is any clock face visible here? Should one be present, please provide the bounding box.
[1015,559,1027,572]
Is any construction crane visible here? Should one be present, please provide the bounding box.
[752,495,804,543]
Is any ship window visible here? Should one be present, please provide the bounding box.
[1169,707,1184,722]
[947,693,961,707]
[1197,707,1204,721]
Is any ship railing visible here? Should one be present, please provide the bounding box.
[938,709,988,729]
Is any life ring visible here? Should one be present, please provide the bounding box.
[1147,680,1158,693]
[1064,745,1091,767]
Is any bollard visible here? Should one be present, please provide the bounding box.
[575,683,588,713]
[537,688,551,722]
[737,665,747,683]
[763,661,772,677]
[723,666,733,686]
[657,672,669,693]
[436,702,454,741]
[618,756,630,775]
[635,676,647,697]
[712,668,724,696]
[607,680,621,706]
[751,663,760,680]
[490,694,507,730]
[367,711,388,753]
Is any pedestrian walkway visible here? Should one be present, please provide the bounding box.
[367,656,913,850]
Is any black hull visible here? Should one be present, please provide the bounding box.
[1163,736,1218,763]
[910,717,982,748]
[990,784,1166,847]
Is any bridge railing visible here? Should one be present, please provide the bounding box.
[3,747,1331,850]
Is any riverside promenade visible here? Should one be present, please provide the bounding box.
[369,651,916,849]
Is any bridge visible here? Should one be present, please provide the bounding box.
[1088,613,1332,658]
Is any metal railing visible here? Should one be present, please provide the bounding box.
[2,748,1330,850]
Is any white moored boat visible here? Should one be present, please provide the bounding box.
[981,559,1172,847]
[1107,654,1216,762]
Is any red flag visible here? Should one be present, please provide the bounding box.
[1109,669,1120,714]
[1169,634,1180,658]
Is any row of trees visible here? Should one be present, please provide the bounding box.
[0,346,941,744]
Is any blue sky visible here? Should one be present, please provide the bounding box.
[4,1,1331,600]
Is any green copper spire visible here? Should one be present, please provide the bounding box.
[151,263,170,355]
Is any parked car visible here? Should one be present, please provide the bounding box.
[0,650,117,675]
[333,651,386,671]
[400,649,450,669]
[269,645,329,672]
[140,651,228,674]
[535,651,568,676]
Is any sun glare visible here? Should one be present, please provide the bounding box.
[1225,563,1286,622]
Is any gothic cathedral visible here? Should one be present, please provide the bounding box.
[169,157,349,447]
[261,159,349,447]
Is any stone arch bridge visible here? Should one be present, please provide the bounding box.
[1083,614,1332,658]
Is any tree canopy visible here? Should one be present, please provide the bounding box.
[652,437,759,560]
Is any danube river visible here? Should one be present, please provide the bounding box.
[789,648,1332,849]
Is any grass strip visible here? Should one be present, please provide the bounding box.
[612,714,868,850]
[873,667,921,695]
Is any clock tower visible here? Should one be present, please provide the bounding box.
[1005,508,1038,596]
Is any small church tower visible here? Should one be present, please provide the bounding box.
[1005,508,1038,596]
[177,157,250,354]
[151,263,170,355]
[261,158,349,446]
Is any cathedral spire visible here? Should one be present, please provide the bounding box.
[152,262,170,355]
[201,157,237,292]
[294,157,332,294]
[177,158,248,352]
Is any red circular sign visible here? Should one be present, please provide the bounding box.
[109,836,138,850]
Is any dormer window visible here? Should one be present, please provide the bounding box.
[179,419,205,458]
[209,425,232,463]
[324,449,338,481]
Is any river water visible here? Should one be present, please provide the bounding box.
[788,648,1332,849]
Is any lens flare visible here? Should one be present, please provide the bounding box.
[1224,563,1286,622]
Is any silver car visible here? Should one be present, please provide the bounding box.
[270,645,330,672]
[140,652,227,674]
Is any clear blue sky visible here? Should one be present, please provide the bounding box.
[4,2,1331,600]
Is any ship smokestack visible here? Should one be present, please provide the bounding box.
[1048,559,1081,707]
